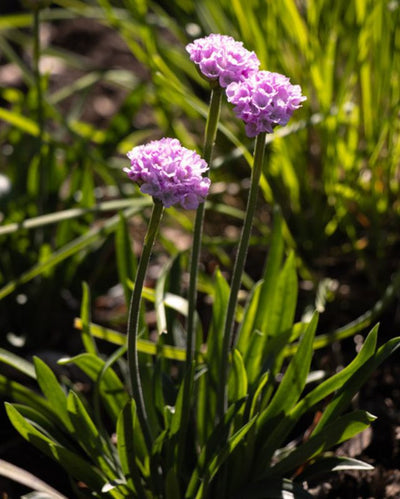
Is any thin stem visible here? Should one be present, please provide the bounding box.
[178,85,222,471]
[217,132,267,421]
[127,200,164,452]
[187,86,222,370]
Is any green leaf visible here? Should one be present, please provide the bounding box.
[372,335,400,370]
[33,357,72,431]
[263,252,298,367]
[255,324,378,466]
[11,404,74,450]
[0,348,36,379]
[80,282,97,355]
[152,359,167,428]
[311,324,379,435]
[170,365,194,438]
[154,257,174,336]
[58,353,128,423]
[66,391,118,479]
[263,410,376,480]
[197,269,230,440]
[165,467,181,499]
[237,207,284,358]
[0,199,146,237]
[187,398,246,498]
[236,281,263,354]
[253,207,285,335]
[228,349,248,404]
[5,403,107,492]
[93,344,127,429]
[168,364,196,480]
[0,204,147,300]
[311,332,400,440]
[249,371,270,419]
[298,454,374,481]
[0,375,51,416]
[253,313,318,474]
[242,328,267,388]
[0,107,42,137]
[244,251,298,386]
[74,317,192,361]
[207,269,230,380]
[195,366,214,448]
[257,313,318,428]
[194,416,257,499]
[116,400,148,496]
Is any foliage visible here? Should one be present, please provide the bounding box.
[2,217,399,496]
[0,0,400,497]
[0,0,399,347]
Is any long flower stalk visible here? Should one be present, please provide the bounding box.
[217,132,267,420]
[178,84,222,471]
[186,86,222,371]
[127,199,164,452]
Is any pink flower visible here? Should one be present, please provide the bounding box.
[186,34,260,88]
[124,138,210,209]
[226,70,306,137]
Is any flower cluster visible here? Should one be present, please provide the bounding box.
[226,70,307,137]
[125,35,306,210]
[124,138,210,210]
[185,34,260,88]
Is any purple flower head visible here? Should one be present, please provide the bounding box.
[226,70,307,137]
[124,138,210,210]
[186,34,260,88]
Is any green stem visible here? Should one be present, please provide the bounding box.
[127,200,164,452]
[178,86,222,471]
[217,132,267,421]
[186,86,222,370]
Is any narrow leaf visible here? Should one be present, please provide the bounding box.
[11,403,75,450]
[187,398,246,498]
[0,348,36,379]
[194,417,257,499]
[263,410,376,480]
[256,325,380,463]
[116,400,148,496]
[66,391,117,478]
[298,455,374,481]
[0,204,143,300]
[58,353,128,422]
[312,324,379,435]
[257,313,318,430]
[80,282,97,355]
[0,375,51,415]
[254,207,285,334]
[5,403,107,492]
[228,349,248,403]
[74,317,192,361]
[33,357,72,431]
